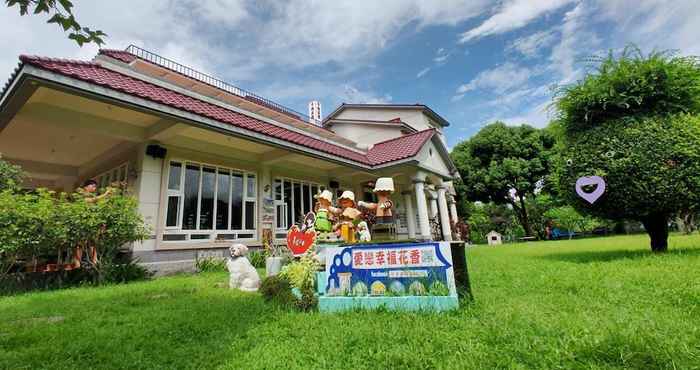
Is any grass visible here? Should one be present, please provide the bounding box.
[1,233,699,369]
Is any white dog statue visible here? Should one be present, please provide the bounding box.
[226,244,261,292]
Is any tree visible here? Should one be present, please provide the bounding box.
[5,0,106,46]
[0,156,25,191]
[553,47,700,252]
[544,206,598,239]
[451,122,555,237]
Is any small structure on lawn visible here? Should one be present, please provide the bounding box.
[486,231,502,246]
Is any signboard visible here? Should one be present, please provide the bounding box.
[324,242,456,297]
[286,225,316,256]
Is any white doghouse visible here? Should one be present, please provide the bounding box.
[226,244,261,292]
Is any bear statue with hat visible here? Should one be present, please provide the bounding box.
[333,190,361,243]
[358,177,395,224]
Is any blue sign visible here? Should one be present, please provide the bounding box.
[324,242,457,297]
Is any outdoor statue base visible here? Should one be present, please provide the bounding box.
[315,241,460,312]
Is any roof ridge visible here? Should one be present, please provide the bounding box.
[19,55,98,66]
[371,128,435,146]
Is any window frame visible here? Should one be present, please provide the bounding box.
[273,177,322,233]
[163,159,258,242]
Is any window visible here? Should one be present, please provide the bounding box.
[94,163,128,189]
[274,178,322,231]
[164,160,257,241]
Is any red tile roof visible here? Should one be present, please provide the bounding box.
[366,128,435,165]
[15,55,436,167]
[98,49,137,64]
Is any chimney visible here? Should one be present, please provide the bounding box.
[308,100,322,125]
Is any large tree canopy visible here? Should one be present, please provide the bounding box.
[451,122,555,237]
[5,0,105,46]
[553,47,700,252]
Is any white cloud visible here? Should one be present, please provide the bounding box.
[497,99,552,128]
[506,30,557,58]
[416,67,431,78]
[257,0,491,69]
[456,62,533,95]
[459,0,575,43]
[339,85,392,104]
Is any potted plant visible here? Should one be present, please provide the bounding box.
[263,230,286,277]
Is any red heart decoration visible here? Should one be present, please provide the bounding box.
[286,226,316,256]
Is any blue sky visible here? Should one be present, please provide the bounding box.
[2,1,700,149]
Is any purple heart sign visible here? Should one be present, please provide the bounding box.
[575,176,606,204]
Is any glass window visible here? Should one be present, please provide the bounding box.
[247,174,256,198]
[216,169,230,230]
[302,184,310,215]
[168,162,182,190]
[274,179,282,201]
[164,160,257,237]
[182,164,200,230]
[245,201,256,230]
[166,196,180,227]
[199,167,216,230]
[293,182,302,226]
[231,172,244,230]
[284,180,292,230]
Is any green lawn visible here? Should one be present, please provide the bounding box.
[1,234,699,369]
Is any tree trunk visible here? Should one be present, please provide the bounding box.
[517,196,533,237]
[641,214,669,253]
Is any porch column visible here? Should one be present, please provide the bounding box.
[436,184,453,241]
[412,172,431,240]
[402,190,416,239]
[428,186,439,219]
[448,195,459,223]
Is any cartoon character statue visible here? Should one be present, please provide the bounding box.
[334,190,361,243]
[357,221,371,242]
[358,177,395,224]
[313,190,338,233]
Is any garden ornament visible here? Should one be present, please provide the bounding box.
[286,225,317,256]
[334,191,361,243]
[314,190,338,232]
[301,212,316,232]
[575,176,606,204]
[358,177,395,224]
[226,244,261,292]
[357,221,371,242]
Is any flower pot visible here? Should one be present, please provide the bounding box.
[265,257,284,277]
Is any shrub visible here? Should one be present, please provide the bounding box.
[294,288,318,312]
[0,186,148,285]
[195,257,226,273]
[103,258,152,284]
[247,250,266,268]
[259,275,296,308]
[279,253,321,292]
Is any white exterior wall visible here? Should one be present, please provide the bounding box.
[330,123,403,147]
[132,144,163,252]
[335,108,433,132]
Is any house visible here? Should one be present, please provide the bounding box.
[486,231,502,246]
[0,45,461,273]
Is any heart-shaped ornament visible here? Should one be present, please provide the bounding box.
[286,225,316,256]
[575,176,606,204]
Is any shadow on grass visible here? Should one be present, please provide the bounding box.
[539,247,700,264]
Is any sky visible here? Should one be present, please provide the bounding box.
[2,0,700,149]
